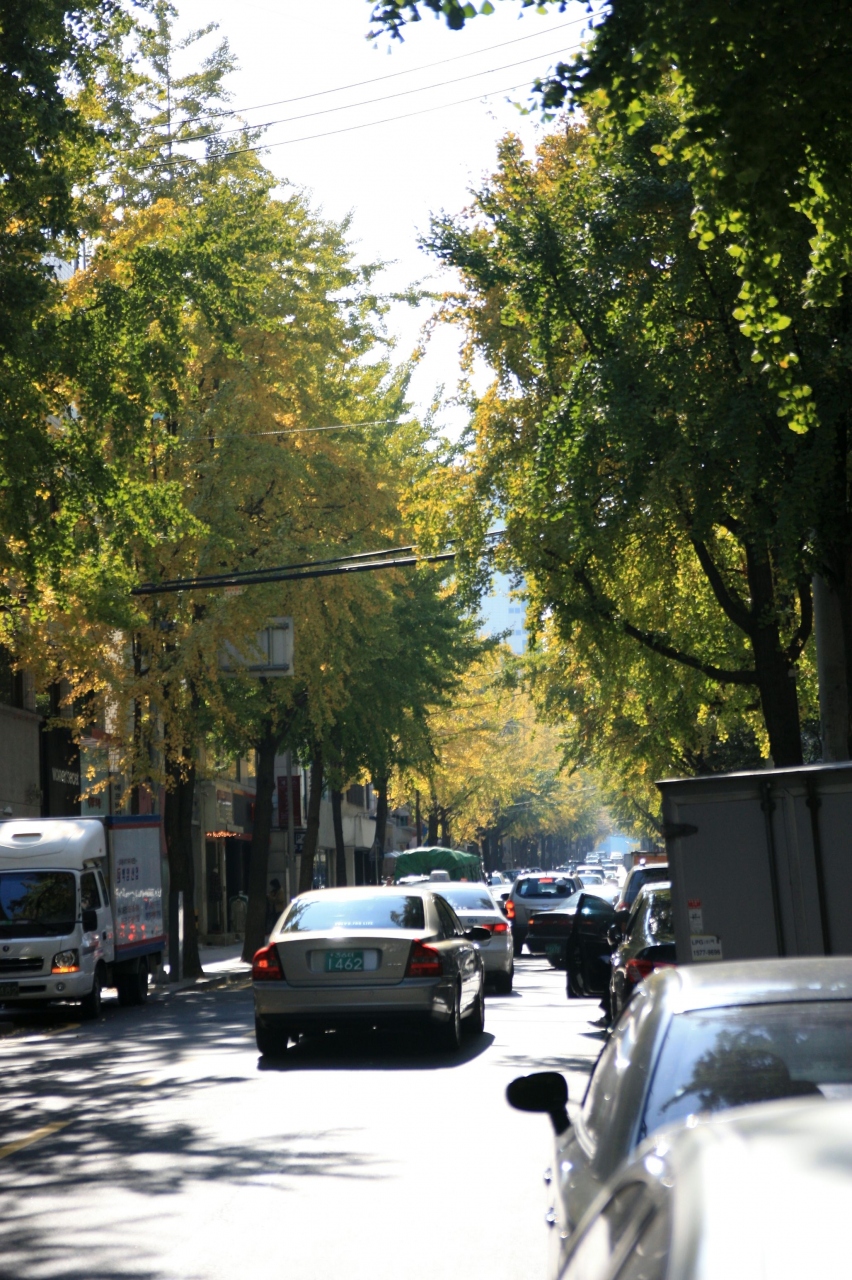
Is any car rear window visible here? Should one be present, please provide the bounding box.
[624,866,668,906]
[434,885,495,912]
[517,878,573,898]
[281,895,426,933]
[640,1000,852,1141]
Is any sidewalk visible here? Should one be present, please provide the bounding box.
[155,941,251,995]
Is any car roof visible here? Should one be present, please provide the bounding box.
[291,885,434,905]
[649,955,852,1014]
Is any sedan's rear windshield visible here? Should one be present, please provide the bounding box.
[641,1001,852,1140]
[0,871,76,938]
[281,895,425,933]
[434,886,495,912]
[517,878,573,898]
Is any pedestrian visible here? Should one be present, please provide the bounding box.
[230,893,247,940]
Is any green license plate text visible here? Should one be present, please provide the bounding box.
[324,950,364,972]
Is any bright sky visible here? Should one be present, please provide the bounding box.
[173,0,595,432]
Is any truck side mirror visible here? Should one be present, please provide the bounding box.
[81,908,98,932]
[506,1072,570,1134]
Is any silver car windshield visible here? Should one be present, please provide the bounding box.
[281,895,426,932]
[435,886,495,912]
[640,1001,852,1140]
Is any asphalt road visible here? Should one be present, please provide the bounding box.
[0,957,605,1280]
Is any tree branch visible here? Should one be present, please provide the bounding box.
[786,576,813,663]
[690,536,755,634]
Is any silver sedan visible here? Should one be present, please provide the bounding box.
[507,956,852,1277]
[557,1095,852,1280]
[252,886,487,1056]
[430,881,515,992]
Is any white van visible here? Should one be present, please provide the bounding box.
[0,817,164,1018]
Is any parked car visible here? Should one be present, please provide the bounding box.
[507,875,582,955]
[430,881,514,992]
[507,956,852,1260]
[614,862,669,913]
[252,886,488,1056]
[609,883,676,1022]
[553,1094,852,1280]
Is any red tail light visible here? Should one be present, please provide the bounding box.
[615,900,628,913]
[491,921,509,934]
[406,939,443,978]
[505,899,516,919]
[252,944,283,981]
[625,957,675,986]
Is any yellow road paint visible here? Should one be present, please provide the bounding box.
[0,1120,69,1161]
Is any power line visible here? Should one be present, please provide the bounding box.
[131,530,506,596]
[206,14,597,121]
[152,78,544,170]
[182,44,581,147]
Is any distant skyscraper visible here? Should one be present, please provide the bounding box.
[480,571,526,654]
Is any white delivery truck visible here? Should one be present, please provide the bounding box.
[0,815,165,1018]
[658,761,852,965]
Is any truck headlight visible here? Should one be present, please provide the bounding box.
[52,949,80,973]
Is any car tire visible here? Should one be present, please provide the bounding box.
[435,987,462,1052]
[494,966,513,994]
[464,983,485,1036]
[255,1015,291,1057]
[80,965,104,1020]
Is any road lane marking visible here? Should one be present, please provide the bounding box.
[0,1120,69,1161]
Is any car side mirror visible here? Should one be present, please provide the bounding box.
[506,1072,570,1134]
[81,907,98,932]
[606,924,623,947]
[466,926,492,943]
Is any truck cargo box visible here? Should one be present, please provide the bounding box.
[658,762,852,965]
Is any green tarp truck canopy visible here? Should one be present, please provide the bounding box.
[392,847,481,882]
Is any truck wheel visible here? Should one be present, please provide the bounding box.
[118,960,149,1007]
[80,966,104,1020]
[255,1016,291,1057]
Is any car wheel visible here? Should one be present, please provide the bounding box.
[255,1016,291,1057]
[464,983,485,1036]
[80,966,104,1020]
[494,966,513,994]
[435,987,462,1052]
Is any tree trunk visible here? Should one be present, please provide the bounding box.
[298,751,324,894]
[241,718,278,963]
[414,789,422,844]
[332,787,347,886]
[427,795,439,844]
[164,752,201,979]
[813,573,850,760]
[745,548,804,767]
[439,807,450,847]
[373,776,388,884]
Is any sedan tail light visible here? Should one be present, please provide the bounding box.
[252,944,283,981]
[490,921,509,934]
[406,940,443,978]
[624,957,675,986]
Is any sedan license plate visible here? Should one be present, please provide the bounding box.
[324,950,364,973]
[0,982,19,998]
[545,943,563,958]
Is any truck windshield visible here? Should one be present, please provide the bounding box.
[0,871,76,938]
